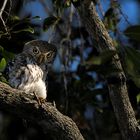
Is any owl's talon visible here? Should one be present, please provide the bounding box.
[33,92,45,106]
[39,97,46,106]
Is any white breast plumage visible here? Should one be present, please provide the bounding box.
[8,55,47,100]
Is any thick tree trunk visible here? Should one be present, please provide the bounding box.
[75,0,140,140]
[0,82,84,140]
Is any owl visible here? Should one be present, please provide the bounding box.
[6,40,57,102]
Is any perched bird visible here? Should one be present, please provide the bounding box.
[6,40,57,102]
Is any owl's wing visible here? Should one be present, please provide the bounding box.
[6,54,43,89]
[5,54,26,88]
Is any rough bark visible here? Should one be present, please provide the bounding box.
[75,0,140,140]
[0,82,84,140]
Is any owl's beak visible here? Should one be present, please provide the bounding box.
[37,54,46,64]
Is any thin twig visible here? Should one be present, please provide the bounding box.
[5,0,12,23]
[0,0,8,17]
[0,16,8,32]
[0,0,9,32]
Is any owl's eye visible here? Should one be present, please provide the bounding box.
[46,51,53,58]
[33,47,39,54]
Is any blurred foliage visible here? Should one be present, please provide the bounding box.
[43,16,63,31]
[85,50,117,65]
[0,0,140,140]
[124,25,140,42]
[103,0,120,32]
[0,14,41,53]
[124,47,140,87]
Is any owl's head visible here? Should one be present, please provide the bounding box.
[23,40,57,64]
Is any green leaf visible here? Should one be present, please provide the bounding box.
[0,45,4,52]
[2,50,14,62]
[125,47,140,75]
[12,26,34,34]
[124,55,135,76]
[10,15,20,21]
[136,94,140,104]
[32,16,41,20]
[0,46,14,62]
[85,50,117,65]
[85,56,102,65]
[101,50,117,63]
[132,77,140,88]
[124,47,140,87]
[0,31,7,38]
[81,88,107,104]
[53,0,62,7]
[43,16,61,31]
[104,8,118,31]
[0,58,6,72]
[64,0,71,7]
[86,63,121,78]
[0,75,8,84]
[124,25,140,42]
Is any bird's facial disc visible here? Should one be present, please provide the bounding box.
[32,46,43,63]
[37,51,54,64]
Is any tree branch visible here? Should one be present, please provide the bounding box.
[0,0,9,32]
[75,0,140,140]
[0,82,84,140]
[0,0,8,17]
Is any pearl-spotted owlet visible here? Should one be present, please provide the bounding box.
[6,40,57,102]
